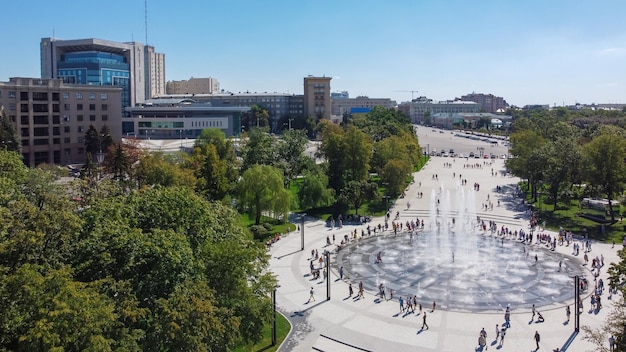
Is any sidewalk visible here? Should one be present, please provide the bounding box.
[269,157,620,351]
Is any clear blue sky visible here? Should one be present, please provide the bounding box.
[2,0,625,106]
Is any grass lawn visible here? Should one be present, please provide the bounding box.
[234,312,291,352]
[528,197,625,244]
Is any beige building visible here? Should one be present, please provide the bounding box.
[166,77,220,95]
[0,77,122,167]
[303,76,331,120]
[398,97,480,124]
[145,45,166,98]
[331,95,396,116]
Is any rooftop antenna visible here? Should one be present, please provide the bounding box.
[144,0,148,45]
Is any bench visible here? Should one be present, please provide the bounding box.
[578,213,613,224]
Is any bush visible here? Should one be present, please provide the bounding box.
[262,223,273,231]
[248,225,269,241]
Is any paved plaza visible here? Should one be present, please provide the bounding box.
[269,155,621,351]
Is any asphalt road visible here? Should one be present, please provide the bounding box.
[414,126,510,159]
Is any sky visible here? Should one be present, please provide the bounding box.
[2,0,625,107]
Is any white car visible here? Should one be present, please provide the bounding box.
[500,154,507,159]
[458,153,464,158]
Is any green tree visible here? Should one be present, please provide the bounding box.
[134,151,196,189]
[381,159,412,197]
[542,137,581,210]
[100,125,114,151]
[343,125,374,184]
[275,129,309,185]
[0,105,21,152]
[106,143,130,181]
[84,125,101,157]
[192,128,239,199]
[338,180,378,215]
[318,120,346,193]
[238,165,290,224]
[582,126,626,222]
[240,128,277,172]
[298,165,335,210]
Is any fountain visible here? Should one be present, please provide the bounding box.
[335,183,585,312]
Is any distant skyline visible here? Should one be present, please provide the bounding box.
[2,0,625,107]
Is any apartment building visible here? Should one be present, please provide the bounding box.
[166,77,220,95]
[460,93,508,113]
[0,77,121,167]
[304,76,331,120]
[331,95,396,116]
[398,97,480,124]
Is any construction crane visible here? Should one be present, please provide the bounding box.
[394,90,419,101]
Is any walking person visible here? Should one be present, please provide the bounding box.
[499,327,506,347]
[421,311,429,330]
[348,283,353,297]
[358,281,364,298]
[495,324,500,340]
[399,296,405,313]
[339,266,344,280]
[532,304,536,320]
[308,287,315,303]
[534,331,541,350]
[432,300,436,312]
[566,305,571,323]
[609,335,615,351]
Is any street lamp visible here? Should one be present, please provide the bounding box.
[96,149,105,180]
[325,251,330,301]
[300,214,306,251]
[382,195,391,215]
[179,129,183,148]
[271,284,281,346]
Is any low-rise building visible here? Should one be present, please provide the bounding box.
[398,97,480,124]
[331,95,396,116]
[123,98,249,139]
[166,77,220,95]
[0,77,121,166]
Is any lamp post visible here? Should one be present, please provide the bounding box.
[382,195,391,215]
[325,251,330,301]
[179,129,183,148]
[271,285,280,346]
[96,149,105,180]
[300,213,306,251]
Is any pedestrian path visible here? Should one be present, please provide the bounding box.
[270,157,620,351]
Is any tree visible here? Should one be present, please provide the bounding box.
[338,180,378,215]
[542,137,581,210]
[298,165,335,210]
[197,143,231,200]
[582,126,626,222]
[381,159,412,197]
[240,128,276,172]
[106,143,131,181]
[134,151,196,189]
[0,105,20,153]
[275,129,309,184]
[318,120,346,193]
[84,124,101,157]
[192,128,239,199]
[238,165,290,224]
[100,125,114,151]
[343,125,374,184]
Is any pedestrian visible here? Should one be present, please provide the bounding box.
[566,305,571,323]
[532,304,536,319]
[609,335,615,351]
[421,311,429,330]
[339,266,344,280]
[432,300,436,312]
[399,296,405,312]
[534,331,540,350]
[308,287,315,303]
[348,283,353,297]
[358,281,364,298]
[495,324,500,340]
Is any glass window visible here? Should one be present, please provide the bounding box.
[77,104,83,110]
[89,93,96,100]
[8,91,16,98]
[64,103,70,110]
[101,93,108,100]
[63,92,70,99]
[90,115,96,121]
[102,114,108,121]
[77,115,83,122]
[76,92,83,99]
[89,104,96,111]
[64,126,70,133]
[101,104,107,111]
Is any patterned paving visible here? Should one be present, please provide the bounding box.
[336,231,586,312]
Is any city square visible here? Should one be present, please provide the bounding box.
[269,128,619,351]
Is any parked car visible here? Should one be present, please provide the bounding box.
[469,152,475,158]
